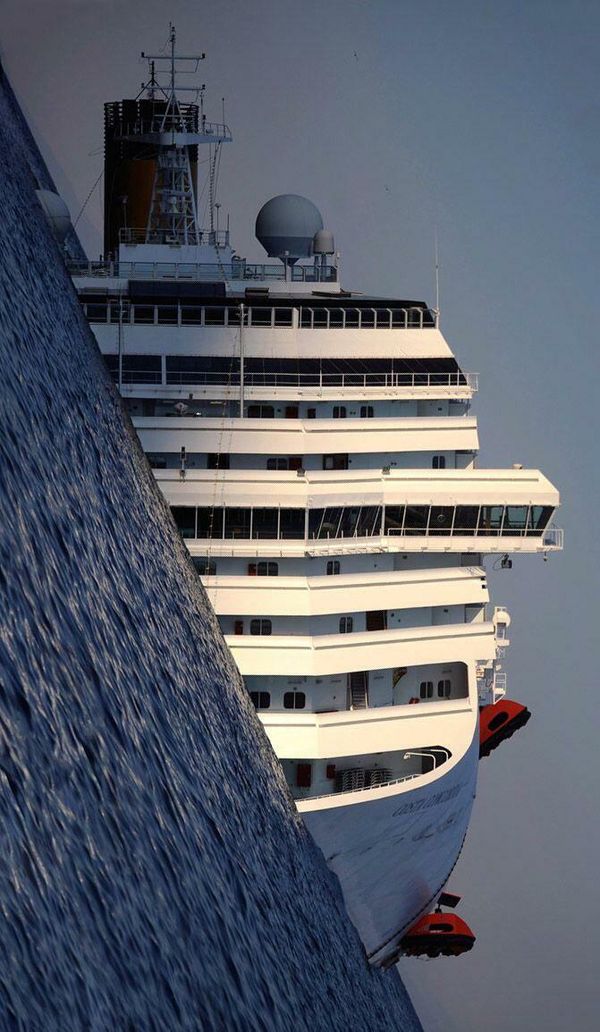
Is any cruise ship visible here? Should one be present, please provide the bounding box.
[67,32,562,967]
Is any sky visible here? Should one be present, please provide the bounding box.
[1,1,598,1029]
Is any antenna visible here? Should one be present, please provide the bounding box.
[434,227,440,328]
[128,25,232,246]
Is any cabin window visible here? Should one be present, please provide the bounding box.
[366,610,387,631]
[234,620,244,635]
[432,455,446,469]
[503,505,528,536]
[307,408,316,419]
[257,562,278,576]
[267,456,302,470]
[283,691,306,710]
[285,406,299,419]
[384,506,406,534]
[195,507,223,539]
[438,679,451,698]
[323,454,348,470]
[192,557,217,576]
[147,453,167,469]
[360,405,374,418]
[429,506,454,535]
[526,505,553,536]
[249,691,271,709]
[326,560,341,575]
[479,506,504,536]
[339,617,354,633]
[333,406,347,418]
[250,619,272,636]
[225,508,251,538]
[420,681,434,699]
[171,507,196,539]
[454,506,480,536]
[404,506,430,535]
[207,453,230,469]
[279,509,305,539]
[252,508,279,539]
[247,404,274,418]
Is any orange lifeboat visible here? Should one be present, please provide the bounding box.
[400,911,476,958]
[479,699,531,758]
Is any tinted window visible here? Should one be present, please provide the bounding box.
[172,507,196,538]
[283,691,306,709]
[280,509,305,539]
[404,506,430,535]
[225,508,251,538]
[252,508,279,539]
[196,507,224,538]
[454,506,479,536]
[250,619,272,635]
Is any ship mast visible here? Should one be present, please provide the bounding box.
[130,24,232,247]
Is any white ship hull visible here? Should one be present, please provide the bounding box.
[301,732,478,964]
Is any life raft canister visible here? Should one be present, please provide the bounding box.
[479,699,531,758]
[399,912,476,958]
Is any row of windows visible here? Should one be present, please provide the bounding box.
[420,679,452,699]
[153,452,449,472]
[249,691,306,710]
[173,504,553,540]
[192,559,342,577]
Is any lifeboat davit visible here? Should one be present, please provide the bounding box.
[479,699,531,758]
[400,912,476,958]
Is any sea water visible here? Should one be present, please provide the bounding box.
[0,66,422,1032]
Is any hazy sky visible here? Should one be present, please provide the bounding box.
[1,2,598,1029]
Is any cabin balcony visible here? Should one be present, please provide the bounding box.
[260,697,474,764]
[133,415,480,458]
[282,744,453,804]
[225,620,497,678]
[202,565,488,617]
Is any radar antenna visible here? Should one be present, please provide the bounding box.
[129,24,232,246]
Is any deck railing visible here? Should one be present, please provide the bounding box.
[69,259,338,283]
[116,370,476,390]
[81,301,435,330]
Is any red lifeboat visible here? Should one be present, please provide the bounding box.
[479,699,531,758]
[400,912,476,958]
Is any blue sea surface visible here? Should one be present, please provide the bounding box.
[0,65,422,1031]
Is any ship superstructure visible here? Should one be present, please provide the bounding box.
[70,32,562,966]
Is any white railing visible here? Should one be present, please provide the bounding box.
[298,770,423,803]
[543,525,564,549]
[106,362,477,392]
[82,301,438,331]
[69,259,337,284]
[299,307,435,329]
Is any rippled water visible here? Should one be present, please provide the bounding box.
[0,66,422,1031]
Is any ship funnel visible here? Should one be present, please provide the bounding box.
[255,194,323,264]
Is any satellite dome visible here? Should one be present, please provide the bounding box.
[35,189,72,245]
[255,194,323,263]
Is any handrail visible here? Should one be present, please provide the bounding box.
[69,259,338,283]
[118,228,231,247]
[301,771,422,802]
[109,368,477,390]
[81,300,436,330]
